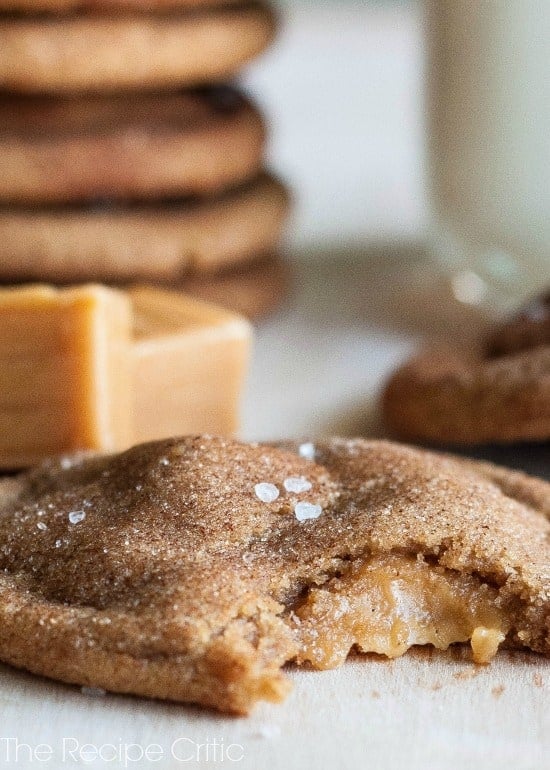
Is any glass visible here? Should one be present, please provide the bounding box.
[426,0,550,313]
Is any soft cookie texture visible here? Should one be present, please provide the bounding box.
[0,175,289,283]
[0,87,264,205]
[0,3,276,94]
[0,437,548,714]
[383,292,550,445]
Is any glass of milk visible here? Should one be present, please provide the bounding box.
[426,0,550,313]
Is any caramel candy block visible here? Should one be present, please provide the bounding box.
[0,285,132,469]
[130,287,252,444]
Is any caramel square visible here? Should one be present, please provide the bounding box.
[130,286,252,444]
[0,285,132,468]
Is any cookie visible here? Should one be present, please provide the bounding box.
[0,175,289,282]
[0,3,275,94]
[180,254,289,319]
[383,292,550,445]
[0,0,240,13]
[487,291,550,358]
[0,87,265,204]
[0,436,548,713]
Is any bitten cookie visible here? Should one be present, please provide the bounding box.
[383,291,550,445]
[0,175,289,282]
[0,88,264,204]
[0,3,276,94]
[0,436,548,713]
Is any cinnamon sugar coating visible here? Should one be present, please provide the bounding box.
[0,436,548,713]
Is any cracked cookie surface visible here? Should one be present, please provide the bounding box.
[0,436,548,713]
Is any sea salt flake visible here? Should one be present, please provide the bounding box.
[36,522,47,531]
[68,510,86,525]
[298,442,315,460]
[294,502,322,522]
[254,483,280,504]
[55,539,62,548]
[284,476,312,494]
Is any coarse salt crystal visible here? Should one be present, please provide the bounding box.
[298,442,315,460]
[36,522,47,531]
[294,502,322,522]
[284,476,312,493]
[68,510,86,525]
[254,483,279,504]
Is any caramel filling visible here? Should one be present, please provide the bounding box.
[293,554,508,668]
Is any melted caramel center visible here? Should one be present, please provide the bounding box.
[293,554,508,668]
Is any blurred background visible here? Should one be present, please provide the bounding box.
[244,0,427,256]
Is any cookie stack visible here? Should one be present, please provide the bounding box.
[0,0,289,317]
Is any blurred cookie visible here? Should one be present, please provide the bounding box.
[487,291,550,358]
[0,0,239,12]
[180,254,289,319]
[0,87,264,204]
[0,175,289,282]
[383,291,550,445]
[0,3,275,94]
[0,436,548,713]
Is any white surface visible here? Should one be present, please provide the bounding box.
[1,651,548,770]
[242,256,417,441]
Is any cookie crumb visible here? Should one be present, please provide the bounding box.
[294,502,322,522]
[491,684,505,699]
[68,510,86,524]
[371,690,381,699]
[254,483,279,503]
[284,477,312,493]
[453,667,478,681]
[533,673,543,688]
